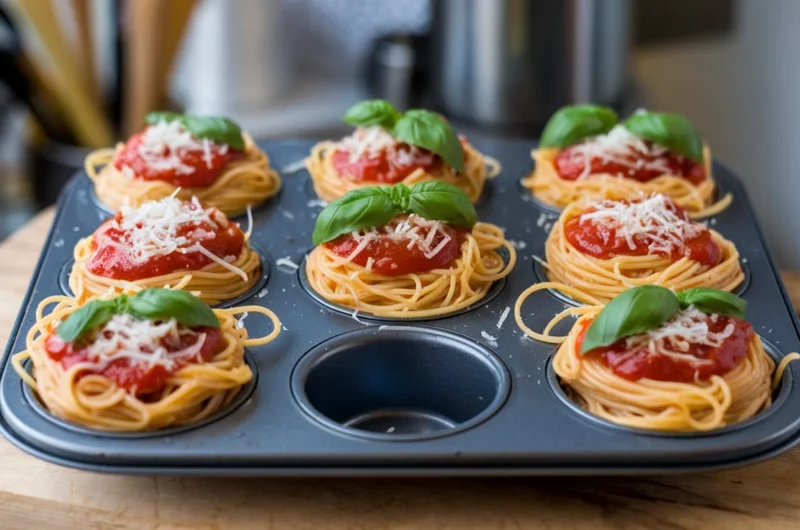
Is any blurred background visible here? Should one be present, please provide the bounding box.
[0,0,797,268]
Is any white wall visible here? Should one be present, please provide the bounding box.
[634,0,800,268]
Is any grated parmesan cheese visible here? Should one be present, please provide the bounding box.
[496,306,511,329]
[481,331,498,342]
[137,120,210,175]
[83,313,206,370]
[275,257,299,272]
[578,194,703,255]
[564,124,675,179]
[99,195,248,281]
[342,214,452,265]
[338,126,434,166]
[622,307,737,366]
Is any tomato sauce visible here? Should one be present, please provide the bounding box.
[332,137,470,183]
[114,130,244,188]
[564,200,721,266]
[575,316,753,382]
[44,326,222,395]
[555,141,705,184]
[325,217,464,275]
[332,144,441,183]
[87,210,245,281]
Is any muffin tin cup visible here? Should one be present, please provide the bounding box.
[546,337,792,438]
[291,326,511,441]
[1,138,799,476]
[57,244,272,309]
[18,351,259,439]
[530,249,752,307]
[296,253,509,322]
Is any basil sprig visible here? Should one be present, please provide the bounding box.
[675,288,746,317]
[580,286,747,354]
[539,105,704,162]
[343,99,401,129]
[540,104,618,148]
[56,289,219,342]
[312,181,477,245]
[145,111,245,150]
[341,100,465,174]
[624,111,703,162]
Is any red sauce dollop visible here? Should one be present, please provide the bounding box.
[331,136,470,183]
[87,207,245,281]
[324,216,464,275]
[44,326,222,395]
[555,141,705,184]
[113,129,244,188]
[563,199,721,267]
[332,144,441,183]
[575,316,753,382]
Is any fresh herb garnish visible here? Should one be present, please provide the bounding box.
[145,111,245,150]
[312,181,477,245]
[341,100,465,173]
[56,289,219,342]
[580,286,746,354]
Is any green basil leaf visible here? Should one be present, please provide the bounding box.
[624,111,703,162]
[343,99,401,129]
[389,182,411,211]
[56,299,119,342]
[540,104,618,148]
[676,288,746,318]
[182,115,245,150]
[392,110,465,174]
[143,111,245,150]
[406,181,477,228]
[144,111,182,126]
[312,187,401,244]
[580,286,680,354]
[128,289,219,328]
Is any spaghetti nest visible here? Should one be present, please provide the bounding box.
[306,139,500,203]
[11,295,280,432]
[68,236,262,306]
[305,222,517,319]
[85,134,281,216]
[514,301,797,432]
[522,146,731,218]
[540,201,744,303]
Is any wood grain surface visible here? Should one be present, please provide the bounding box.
[2,209,800,530]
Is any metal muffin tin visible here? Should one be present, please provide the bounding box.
[2,138,800,476]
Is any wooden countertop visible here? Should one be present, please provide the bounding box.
[2,209,800,530]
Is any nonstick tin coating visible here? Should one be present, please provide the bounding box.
[1,138,800,475]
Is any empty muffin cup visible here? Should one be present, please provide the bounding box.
[291,326,511,441]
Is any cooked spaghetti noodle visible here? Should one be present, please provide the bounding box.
[523,145,731,218]
[515,290,800,432]
[68,197,261,305]
[69,238,261,306]
[540,196,744,303]
[306,222,516,318]
[86,133,280,216]
[12,295,280,432]
[306,133,500,203]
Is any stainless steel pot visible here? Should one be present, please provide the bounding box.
[428,0,632,132]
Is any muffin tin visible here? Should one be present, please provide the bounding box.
[1,138,799,476]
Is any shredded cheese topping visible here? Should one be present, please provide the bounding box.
[134,120,228,174]
[578,194,703,255]
[99,196,248,280]
[564,124,675,179]
[342,215,453,263]
[338,126,434,165]
[621,307,736,366]
[83,313,207,370]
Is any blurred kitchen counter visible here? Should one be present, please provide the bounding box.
[1,208,800,529]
